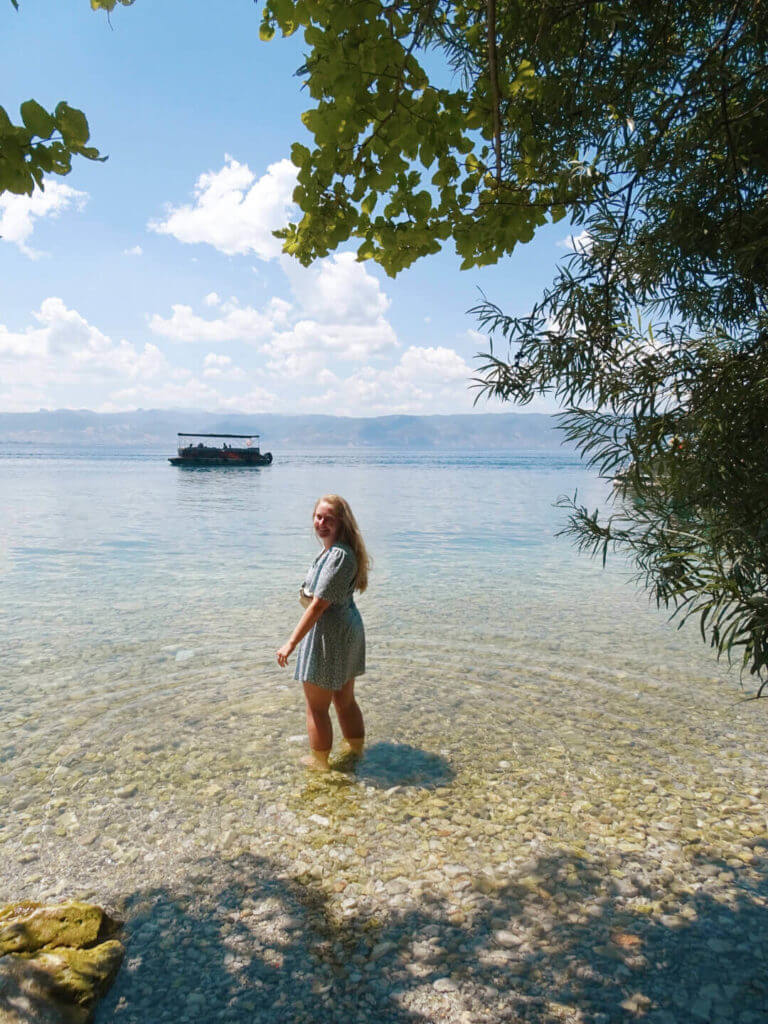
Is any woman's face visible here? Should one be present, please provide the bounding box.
[313,500,341,548]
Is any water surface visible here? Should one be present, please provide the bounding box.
[1,446,765,1023]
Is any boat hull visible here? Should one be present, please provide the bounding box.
[169,452,273,467]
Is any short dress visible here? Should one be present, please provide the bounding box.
[294,542,366,691]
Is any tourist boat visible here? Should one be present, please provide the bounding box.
[169,433,273,467]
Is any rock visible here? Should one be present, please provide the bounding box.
[0,901,123,1024]
[0,902,114,955]
[433,977,458,992]
[620,992,652,1013]
[369,941,396,961]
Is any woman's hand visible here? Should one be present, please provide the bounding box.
[277,598,328,668]
[276,642,294,668]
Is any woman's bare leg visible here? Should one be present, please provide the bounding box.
[303,682,333,768]
[332,678,364,751]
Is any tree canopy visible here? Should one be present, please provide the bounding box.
[0,0,132,197]
[262,0,768,683]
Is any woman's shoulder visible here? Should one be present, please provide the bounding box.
[330,542,356,565]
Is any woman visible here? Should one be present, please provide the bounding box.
[276,495,370,770]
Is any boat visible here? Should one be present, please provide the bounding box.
[169,433,273,467]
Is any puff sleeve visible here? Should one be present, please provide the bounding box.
[313,545,356,604]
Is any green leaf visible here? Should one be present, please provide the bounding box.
[290,142,310,167]
[20,100,55,139]
[55,102,90,147]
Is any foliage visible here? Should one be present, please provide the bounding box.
[0,98,104,197]
[0,0,134,198]
[262,0,768,682]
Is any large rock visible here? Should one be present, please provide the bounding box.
[0,901,123,1024]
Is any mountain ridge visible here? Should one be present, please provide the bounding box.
[0,409,569,451]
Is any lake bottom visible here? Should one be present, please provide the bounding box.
[3,590,767,1024]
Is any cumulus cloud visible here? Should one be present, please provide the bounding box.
[261,252,399,376]
[149,297,291,343]
[558,229,592,254]
[99,378,225,413]
[149,156,297,259]
[217,386,279,413]
[123,245,143,256]
[264,319,398,376]
[149,251,398,380]
[303,345,474,415]
[466,328,487,345]
[202,352,245,380]
[0,181,88,258]
[0,298,175,411]
[282,252,390,324]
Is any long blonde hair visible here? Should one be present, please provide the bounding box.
[314,494,371,593]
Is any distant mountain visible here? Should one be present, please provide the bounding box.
[0,409,570,451]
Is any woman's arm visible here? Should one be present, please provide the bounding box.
[276,596,330,667]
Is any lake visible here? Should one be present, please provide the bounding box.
[1,446,766,1023]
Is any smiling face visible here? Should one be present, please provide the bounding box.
[313,500,341,549]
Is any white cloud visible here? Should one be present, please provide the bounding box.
[202,352,245,380]
[398,346,470,381]
[264,318,398,377]
[99,378,224,413]
[465,328,487,346]
[0,322,48,358]
[149,297,291,343]
[204,353,231,368]
[0,181,88,258]
[282,252,390,324]
[558,229,592,254]
[217,386,279,413]
[149,156,297,259]
[261,253,398,376]
[0,298,172,410]
[302,345,474,415]
[149,252,398,379]
[123,245,143,256]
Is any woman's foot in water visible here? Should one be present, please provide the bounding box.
[333,737,364,769]
[341,737,364,755]
[301,749,331,771]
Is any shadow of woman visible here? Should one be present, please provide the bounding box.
[335,742,453,789]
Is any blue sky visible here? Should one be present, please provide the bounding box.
[1,1,573,416]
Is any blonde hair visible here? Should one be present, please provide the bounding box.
[314,494,371,593]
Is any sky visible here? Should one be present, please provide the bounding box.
[1,1,576,417]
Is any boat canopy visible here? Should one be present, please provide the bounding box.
[177,433,259,440]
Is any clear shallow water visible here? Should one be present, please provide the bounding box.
[2,446,767,1023]
[1,445,738,737]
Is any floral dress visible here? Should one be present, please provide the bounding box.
[294,542,366,691]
